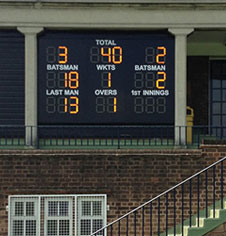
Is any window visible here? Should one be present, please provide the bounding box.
[10,197,39,236]
[45,197,73,236]
[76,196,107,236]
[9,195,106,236]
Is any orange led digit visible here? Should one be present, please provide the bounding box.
[156,72,166,89]
[70,96,79,114]
[58,46,68,64]
[156,46,166,64]
[64,72,68,88]
[112,46,122,64]
[64,72,79,89]
[114,97,117,112]
[64,98,68,113]
[108,72,111,88]
[101,47,111,63]
[69,71,79,89]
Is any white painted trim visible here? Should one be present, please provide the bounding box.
[0,8,225,29]
[9,194,107,236]
[103,195,107,236]
[8,196,11,236]
[9,197,40,236]
[75,194,107,236]
[38,196,41,236]
[9,194,106,198]
[44,196,73,236]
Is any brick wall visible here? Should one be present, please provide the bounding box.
[0,145,226,236]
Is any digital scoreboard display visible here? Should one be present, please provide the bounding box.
[38,31,174,125]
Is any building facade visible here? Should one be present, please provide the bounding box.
[1,1,226,236]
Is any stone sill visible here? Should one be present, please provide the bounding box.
[0,149,202,156]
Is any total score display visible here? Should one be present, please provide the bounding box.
[38,31,175,125]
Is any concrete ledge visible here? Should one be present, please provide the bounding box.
[0,148,202,156]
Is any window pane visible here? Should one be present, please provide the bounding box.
[222,80,226,88]
[212,103,221,114]
[93,201,102,216]
[80,219,91,235]
[26,202,35,216]
[210,126,223,137]
[82,201,91,216]
[210,127,217,136]
[223,116,226,126]
[222,103,226,114]
[92,220,103,236]
[212,116,221,126]
[212,90,221,101]
[48,201,58,216]
[223,90,226,101]
[47,220,58,236]
[13,220,24,236]
[212,79,221,88]
[26,220,36,236]
[15,202,24,216]
[59,220,70,236]
[59,201,69,216]
[223,128,226,137]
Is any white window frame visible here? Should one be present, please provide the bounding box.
[44,197,73,236]
[8,194,107,236]
[75,195,107,236]
[9,196,40,236]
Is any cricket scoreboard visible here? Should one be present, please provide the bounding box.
[38,31,174,125]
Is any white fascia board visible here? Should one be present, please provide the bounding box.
[0,5,226,29]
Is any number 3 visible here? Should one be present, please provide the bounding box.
[58,46,68,64]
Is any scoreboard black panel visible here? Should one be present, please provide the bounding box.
[38,31,174,125]
[0,30,25,125]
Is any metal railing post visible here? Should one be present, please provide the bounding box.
[221,161,224,209]
[126,216,128,236]
[213,165,216,218]
[134,212,136,236]
[150,202,152,236]
[205,170,208,218]
[174,188,176,236]
[166,193,168,236]
[189,179,192,227]
[182,184,184,236]
[197,175,200,227]
[158,198,160,236]
[142,207,144,236]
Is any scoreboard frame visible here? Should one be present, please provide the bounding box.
[38,30,175,125]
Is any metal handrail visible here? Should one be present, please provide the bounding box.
[91,156,226,236]
[0,124,225,148]
[1,124,174,148]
